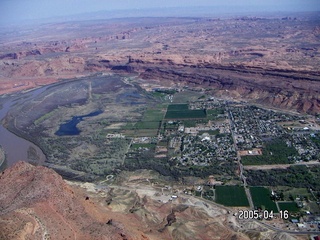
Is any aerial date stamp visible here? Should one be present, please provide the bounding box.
[237,210,289,220]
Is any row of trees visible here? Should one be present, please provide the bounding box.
[245,165,320,191]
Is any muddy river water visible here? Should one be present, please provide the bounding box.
[0,87,48,169]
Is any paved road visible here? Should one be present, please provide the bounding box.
[227,106,254,209]
[255,219,320,235]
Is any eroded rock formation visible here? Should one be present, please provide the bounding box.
[0,162,254,240]
[0,162,133,240]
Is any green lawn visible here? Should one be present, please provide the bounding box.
[278,202,300,213]
[215,185,249,207]
[250,187,279,212]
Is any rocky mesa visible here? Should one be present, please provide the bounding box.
[0,16,319,114]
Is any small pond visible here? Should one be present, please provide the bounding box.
[55,110,103,136]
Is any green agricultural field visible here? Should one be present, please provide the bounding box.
[165,110,206,119]
[121,129,136,137]
[165,104,206,119]
[133,129,158,137]
[123,123,135,130]
[167,104,189,111]
[250,187,278,212]
[143,108,166,122]
[278,202,300,213]
[123,106,165,130]
[135,121,161,129]
[215,185,249,207]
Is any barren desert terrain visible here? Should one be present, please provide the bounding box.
[0,14,319,114]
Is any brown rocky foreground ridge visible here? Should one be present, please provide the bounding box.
[0,162,257,240]
[0,162,134,240]
[1,162,306,240]
[0,16,319,114]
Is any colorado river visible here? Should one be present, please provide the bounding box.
[0,87,48,169]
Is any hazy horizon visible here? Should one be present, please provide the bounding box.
[1,0,320,25]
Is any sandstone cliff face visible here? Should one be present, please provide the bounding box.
[126,57,320,115]
[79,50,320,115]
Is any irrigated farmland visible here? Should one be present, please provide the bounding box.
[215,185,249,207]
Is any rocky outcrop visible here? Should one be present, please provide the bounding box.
[0,50,42,60]
[0,162,134,240]
[0,53,19,60]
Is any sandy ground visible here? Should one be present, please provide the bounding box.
[0,78,58,95]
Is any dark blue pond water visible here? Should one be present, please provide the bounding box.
[55,110,103,136]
